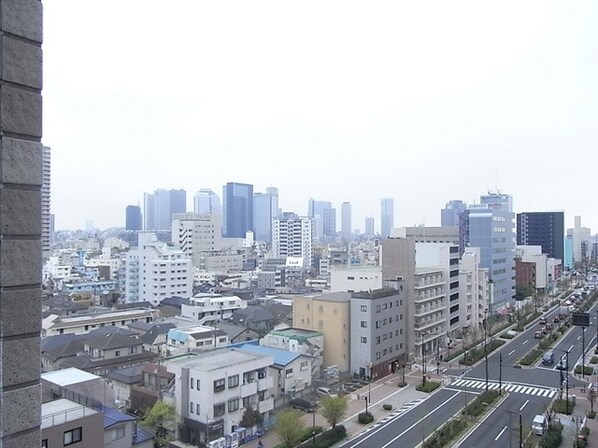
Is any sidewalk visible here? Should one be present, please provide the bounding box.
[558,392,598,448]
[251,369,443,448]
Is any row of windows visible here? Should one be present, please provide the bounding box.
[374,344,403,359]
[191,375,241,392]
[360,314,403,328]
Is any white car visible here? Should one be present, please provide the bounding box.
[317,387,337,398]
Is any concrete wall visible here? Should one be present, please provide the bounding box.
[0,0,44,446]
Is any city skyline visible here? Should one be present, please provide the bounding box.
[44,2,598,231]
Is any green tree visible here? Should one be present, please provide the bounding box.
[140,400,178,448]
[239,404,263,428]
[274,409,305,448]
[320,396,348,428]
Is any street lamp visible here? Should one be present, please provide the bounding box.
[484,309,489,391]
[552,347,571,413]
[312,408,316,446]
[367,362,372,403]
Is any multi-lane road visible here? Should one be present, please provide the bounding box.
[340,291,598,448]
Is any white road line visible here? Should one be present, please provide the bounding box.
[520,399,529,411]
[508,349,516,356]
[578,336,581,341]
[522,340,528,345]
[569,345,575,352]
[495,426,508,441]
[378,392,464,448]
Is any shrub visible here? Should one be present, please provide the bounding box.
[462,390,500,418]
[382,404,393,411]
[539,422,563,448]
[587,411,596,419]
[313,425,347,448]
[552,399,574,415]
[590,356,598,364]
[422,418,468,448]
[519,349,543,366]
[416,381,441,393]
[459,340,505,365]
[501,332,515,339]
[398,381,407,388]
[575,365,594,375]
[357,412,374,424]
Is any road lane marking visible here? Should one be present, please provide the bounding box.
[569,345,575,352]
[378,391,464,448]
[495,426,508,441]
[520,399,529,411]
[508,349,516,356]
[522,340,528,345]
[578,336,581,341]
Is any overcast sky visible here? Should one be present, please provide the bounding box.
[44,1,598,233]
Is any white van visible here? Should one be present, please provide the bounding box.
[532,415,547,435]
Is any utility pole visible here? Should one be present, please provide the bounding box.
[583,327,586,379]
[422,344,426,384]
[436,341,440,374]
[484,309,489,391]
[499,353,502,395]
[519,414,523,448]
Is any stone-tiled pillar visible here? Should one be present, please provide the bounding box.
[0,0,43,446]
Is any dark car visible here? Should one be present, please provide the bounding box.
[289,398,317,413]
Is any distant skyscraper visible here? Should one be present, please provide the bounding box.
[193,189,222,215]
[365,216,375,237]
[272,212,312,266]
[126,205,142,231]
[381,198,394,238]
[570,215,591,263]
[223,182,254,238]
[341,202,352,240]
[144,188,186,231]
[42,146,52,258]
[480,192,513,211]
[323,207,337,238]
[516,212,564,261]
[253,187,279,243]
[308,199,332,240]
[441,200,467,226]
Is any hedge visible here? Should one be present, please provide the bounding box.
[552,399,574,415]
[538,422,563,448]
[518,349,543,366]
[459,340,505,365]
[274,426,324,448]
[357,412,374,424]
[416,381,441,393]
[575,365,594,375]
[422,418,468,448]
[462,390,500,418]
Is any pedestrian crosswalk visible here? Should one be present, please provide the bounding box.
[451,379,556,397]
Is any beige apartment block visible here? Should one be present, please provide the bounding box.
[292,292,351,375]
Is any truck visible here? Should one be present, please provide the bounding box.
[559,305,570,316]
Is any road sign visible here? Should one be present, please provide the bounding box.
[572,312,590,327]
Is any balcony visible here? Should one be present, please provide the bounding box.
[257,397,274,413]
[257,376,273,391]
[241,381,257,397]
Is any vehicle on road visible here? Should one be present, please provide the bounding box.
[532,415,547,435]
[542,351,554,365]
[534,331,544,339]
[556,357,568,370]
[553,316,560,323]
[539,318,547,325]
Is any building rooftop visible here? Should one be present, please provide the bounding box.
[41,398,99,429]
[268,327,323,341]
[41,368,101,387]
[312,291,352,302]
[165,348,272,372]
[235,343,301,366]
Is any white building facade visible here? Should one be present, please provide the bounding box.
[272,213,312,267]
[124,232,193,305]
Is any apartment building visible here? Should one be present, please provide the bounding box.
[165,349,273,446]
[180,293,247,325]
[125,232,193,305]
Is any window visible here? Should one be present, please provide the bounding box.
[228,398,240,412]
[190,402,194,413]
[360,305,367,312]
[196,379,200,390]
[360,321,367,328]
[228,375,239,388]
[42,440,48,448]
[190,377,194,389]
[286,368,294,378]
[214,403,225,417]
[214,378,226,392]
[376,336,381,344]
[196,403,200,414]
[376,305,381,313]
[114,350,120,357]
[360,337,367,343]
[64,427,82,445]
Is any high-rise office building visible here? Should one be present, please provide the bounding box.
[144,188,186,231]
[516,212,564,261]
[0,2,44,443]
[441,200,467,226]
[570,215,591,264]
[125,205,142,231]
[171,213,223,267]
[308,199,332,240]
[323,207,337,238]
[253,187,279,243]
[365,216,375,237]
[193,189,222,215]
[341,202,352,240]
[381,198,394,238]
[223,182,254,238]
[467,193,516,313]
[272,213,312,266]
[42,146,52,259]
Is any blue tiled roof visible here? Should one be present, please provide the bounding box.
[102,405,136,429]
[235,344,300,366]
[133,426,154,444]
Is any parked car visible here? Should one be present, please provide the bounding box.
[553,316,560,323]
[289,398,317,413]
[532,415,547,435]
[317,387,337,398]
[539,318,547,325]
